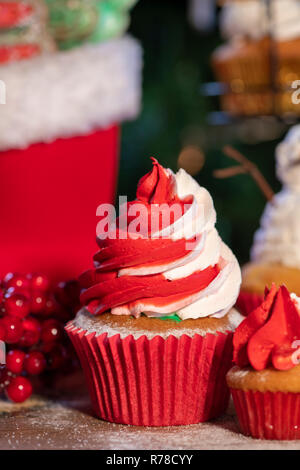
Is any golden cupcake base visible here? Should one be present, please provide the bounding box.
[221,91,300,116]
[241,262,300,296]
[85,309,240,335]
[212,36,300,116]
[227,364,300,393]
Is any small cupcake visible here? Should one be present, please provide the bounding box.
[212,0,300,116]
[66,158,243,426]
[228,284,300,440]
[239,125,300,315]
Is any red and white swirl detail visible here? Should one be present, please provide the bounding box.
[80,159,241,320]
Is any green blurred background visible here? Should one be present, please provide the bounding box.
[119,0,286,265]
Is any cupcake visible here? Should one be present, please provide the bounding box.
[239,125,300,315]
[66,158,243,426]
[212,0,300,116]
[228,284,300,440]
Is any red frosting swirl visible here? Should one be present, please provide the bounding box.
[80,158,221,316]
[136,157,177,204]
[233,284,300,371]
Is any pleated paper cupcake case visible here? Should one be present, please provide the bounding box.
[231,388,300,440]
[66,322,234,426]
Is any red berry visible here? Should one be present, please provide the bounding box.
[27,273,49,292]
[4,292,30,319]
[30,292,47,315]
[0,316,23,344]
[24,351,46,375]
[4,273,30,293]
[6,376,32,403]
[6,350,25,374]
[40,295,59,317]
[41,319,63,343]
[0,369,14,390]
[18,316,41,348]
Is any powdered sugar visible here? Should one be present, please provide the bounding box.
[0,393,299,450]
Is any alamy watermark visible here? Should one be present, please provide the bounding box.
[96,196,205,251]
[0,80,6,105]
[291,80,300,105]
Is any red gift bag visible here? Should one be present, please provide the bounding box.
[0,126,119,281]
[0,37,142,281]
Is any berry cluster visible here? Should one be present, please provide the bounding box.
[0,273,80,403]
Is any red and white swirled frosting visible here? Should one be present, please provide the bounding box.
[80,158,241,320]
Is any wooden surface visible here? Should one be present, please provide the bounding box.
[0,399,298,450]
[1,382,300,450]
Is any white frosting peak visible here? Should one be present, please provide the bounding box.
[113,169,241,320]
[251,125,300,268]
[276,124,300,190]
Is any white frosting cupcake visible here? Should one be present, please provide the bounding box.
[251,125,300,268]
[221,0,300,42]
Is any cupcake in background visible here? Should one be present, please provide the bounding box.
[211,0,300,116]
[228,284,300,440]
[239,125,300,315]
[66,158,243,426]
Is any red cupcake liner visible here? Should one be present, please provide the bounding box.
[66,322,234,426]
[236,291,264,317]
[231,388,300,440]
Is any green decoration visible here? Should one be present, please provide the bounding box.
[139,313,182,322]
[158,314,182,322]
[89,2,129,44]
[45,0,138,50]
